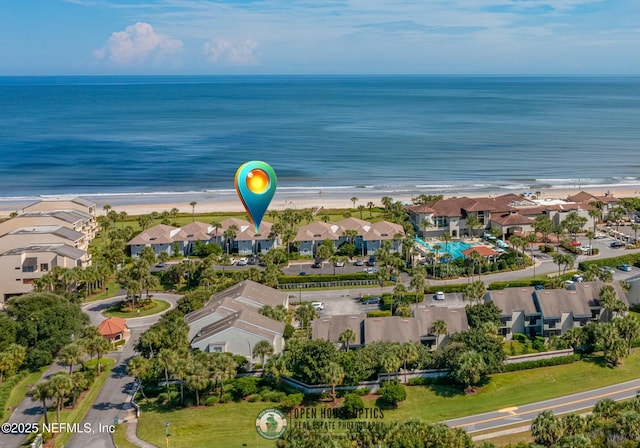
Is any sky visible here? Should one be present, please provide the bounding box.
[0,0,638,75]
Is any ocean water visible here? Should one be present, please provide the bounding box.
[0,75,638,201]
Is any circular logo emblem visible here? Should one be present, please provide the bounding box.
[255,408,287,440]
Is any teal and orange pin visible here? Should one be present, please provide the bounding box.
[234,161,277,232]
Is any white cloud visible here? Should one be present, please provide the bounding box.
[94,22,183,65]
[204,38,258,65]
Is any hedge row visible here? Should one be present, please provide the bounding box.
[366,311,392,318]
[488,273,576,290]
[578,253,640,271]
[498,354,580,373]
[0,370,28,421]
[278,272,372,284]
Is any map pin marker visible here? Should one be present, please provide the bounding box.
[235,161,277,232]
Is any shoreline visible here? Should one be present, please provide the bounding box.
[1,185,639,218]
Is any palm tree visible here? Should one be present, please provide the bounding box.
[157,348,178,395]
[252,340,274,366]
[190,201,197,222]
[185,360,210,406]
[58,342,84,374]
[49,372,73,424]
[357,204,366,220]
[31,381,52,427]
[127,356,151,398]
[584,230,595,255]
[323,362,345,401]
[380,347,402,380]
[431,319,448,345]
[339,328,356,352]
[531,410,563,446]
[409,270,426,302]
[367,201,375,218]
[400,342,419,384]
[87,336,110,375]
[452,350,486,389]
[588,208,601,233]
[223,225,238,254]
[294,303,317,332]
[465,214,482,238]
[350,196,358,209]
[632,223,640,248]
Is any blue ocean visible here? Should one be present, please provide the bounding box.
[0,75,638,200]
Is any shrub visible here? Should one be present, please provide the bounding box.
[354,387,370,396]
[279,393,303,410]
[283,324,295,340]
[513,333,527,343]
[499,354,580,372]
[247,394,262,402]
[377,381,407,408]
[341,393,365,418]
[204,396,218,406]
[407,377,432,386]
[232,377,259,399]
[218,393,234,404]
[366,311,392,318]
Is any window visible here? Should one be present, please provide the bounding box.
[23,279,34,285]
[40,263,49,272]
[22,266,36,273]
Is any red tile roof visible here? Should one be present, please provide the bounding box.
[98,317,127,337]
[462,246,500,257]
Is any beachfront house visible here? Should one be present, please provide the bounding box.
[0,243,89,304]
[0,226,88,254]
[128,224,187,258]
[211,218,278,255]
[294,222,341,256]
[0,210,97,241]
[294,219,404,257]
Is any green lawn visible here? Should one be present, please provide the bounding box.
[0,368,47,423]
[137,401,277,448]
[112,423,138,448]
[378,350,640,423]
[103,299,171,318]
[134,350,640,448]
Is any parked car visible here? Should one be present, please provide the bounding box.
[367,256,376,267]
[354,258,364,266]
[312,301,324,311]
[610,241,625,248]
[594,233,607,239]
[534,284,545,290]
[334,260,345,267]
[571,274,583,282]
[237,257,248,266]
[228,257,237,265]
[298,271,307,276]
[247,257,257,265]
[155,261,166,268]
[311,260,322,268]
[600,266,616,274]
[617,264,632,272]
[362,296,381,305]
[435,291,445,301]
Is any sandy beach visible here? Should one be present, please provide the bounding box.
[1,185,639,219]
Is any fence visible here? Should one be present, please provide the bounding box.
[277,279,378,290]
[503,348,574,364]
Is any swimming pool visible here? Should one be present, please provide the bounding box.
[413,237,472,260]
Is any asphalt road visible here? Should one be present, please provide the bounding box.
[0,294,179,448]
[445,378,640,433]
